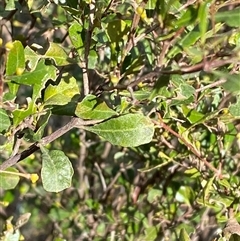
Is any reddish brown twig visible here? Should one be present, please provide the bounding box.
[153,113,221,177]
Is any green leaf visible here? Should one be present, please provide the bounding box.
[175,186,195,206]
[32,110,51,141]
[51,101,77,116]
[12,99,36,127]
[44,42,73,66]
[6,40,25,76]
[5,0,17,11]
[173,6,198,28]
[69,22,84,57]
[24,46,41,70]
[179,228,191,241]
[229,97,240,117]
[121,55,145,76]
[88,49,98,69]
[198,1,209,44]
[44,75,80,106]
[184,168,201,178]
[202,176,215,205]
[119,90,151,101]
[106,19,128,43]
[75,94,116,120]
[215,7,240,27]
[0,108,11,132]
[181,105,204,124]
[168,29,200,58]
[85,113,154,147]
[147,188,162,203]
[179,84,195,98]
[143,226,158,240]
[0,168,20,190]
[40,147,74,192]
[150,74,170,100]
[10,59,57,103]
[220,74,240,94]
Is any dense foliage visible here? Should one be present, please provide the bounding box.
[0,0,240,240]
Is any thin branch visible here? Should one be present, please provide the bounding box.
[0,117,103,171]
[77,130,87,199]
[81,0,96,95]
[120,1,147,68]
[94,162,107,191]
[127,57,238,88]
[154,113,221,176]
[195,78,227,93]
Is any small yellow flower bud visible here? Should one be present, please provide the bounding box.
[30,174,39,183]
[5,41,14,50]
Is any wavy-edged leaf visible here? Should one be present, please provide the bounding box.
[45,42,74,66]
[10,60,57,103]
[44,75,80,106]
[41,147,74,192]
[24,46,41,71]
[85,113,154,147]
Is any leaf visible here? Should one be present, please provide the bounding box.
[10,59,57,103]
[229,97,240,117]
[150,74,170,100]
[32,110,51,141]
[147,188,162,203]
[44,42,73,66]
[85,113,154,147]
[143,226,158,240]
[87,49,98,69]
[0,168,20,190]
[40,147,74,192]
[12,99,36,127]
[24,46,41,70]
[121,55,145,77]
[119,90,151,101]
[69,22,84,57]
[179,228,191,241]
[175,186,195,206]
[220,74,240,94]
[75,94,116,120]
[44,75,80,106]
[202,176,215,205]
[215,7,240,27]
[172,6,198,28]
[6,40,25,76]
[198,1,209,44]
[106,19,128,43]
[51,101,77,116]
[5,0,17,11]
[0,108,11,132]
[168,29,200,58]
[179,84,195,98]
[184,168,201,178]
[181,105,205,124]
